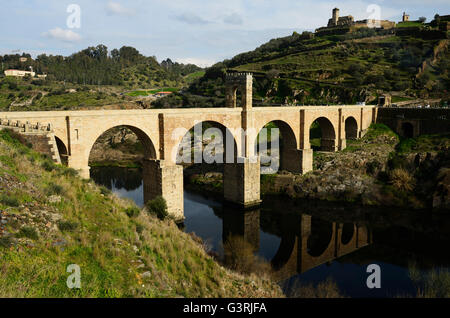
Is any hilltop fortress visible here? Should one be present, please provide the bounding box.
[317,8,396,33]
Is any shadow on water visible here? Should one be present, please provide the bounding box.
[91,166,450,298]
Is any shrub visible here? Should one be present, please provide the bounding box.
[0,193,20,207]
[46,182,64,195]
[146,196,168,220]
[41,160,56,172]
[57,220,79,232]
[125,206,140,218]
[135,223,144,234]
[61,168,78,177]
[0,128,31,148]
[389,168,416,192]
[16,226,39,240]
[0,236,12,248]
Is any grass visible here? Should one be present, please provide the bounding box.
[409,264,450,298]
[396,21,424,28]
[0,128,283,298]
[284,278,345,298]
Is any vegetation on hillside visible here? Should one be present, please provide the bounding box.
[175,16,450,107]
[1,46,202,88]
[0,128,282,297]
[0,45,203,111]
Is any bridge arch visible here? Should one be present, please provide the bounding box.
[306,218,334,257]
[255,120,299,173]
[175,120,239,165]
[54,135,69,166]
[87,125,157,163]
[401,122,414,138]
[345,116,358,140]
[309,117,337,152]
[84,124,157,178]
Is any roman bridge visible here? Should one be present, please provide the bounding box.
[0,73,376,221]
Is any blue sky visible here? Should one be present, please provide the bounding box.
[1,0,449,67]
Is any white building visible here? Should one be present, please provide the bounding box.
[4,69,36,77]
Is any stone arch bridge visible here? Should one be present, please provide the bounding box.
[0,73,376,221]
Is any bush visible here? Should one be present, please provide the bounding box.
[46,182,64,195]
[135,223,144,234]
[146,196,168,220]
[57,220,79,232]
[0,128,31,148]
[41,160,56,172]
[389,168,416,192]
[125,206,140,218]
[0,236,12,248]
[61,168,78,177]
[0,193,20,207]
[16,226,39,240]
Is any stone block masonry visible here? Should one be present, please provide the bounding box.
[0,73,379,219]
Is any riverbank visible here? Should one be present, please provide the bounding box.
[88,123,449,211]
[186,125,450,212]
[0,128,283,298]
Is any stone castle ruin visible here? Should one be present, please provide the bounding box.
[320,8,396,32]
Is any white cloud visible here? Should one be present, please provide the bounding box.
[176,57,216,68]
[42,28,82,42]
[106,2,136,16]
[223,13,243,25]
[175,13,211,25]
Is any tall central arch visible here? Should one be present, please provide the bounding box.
[255,120,300,173]
[310,117,337,152]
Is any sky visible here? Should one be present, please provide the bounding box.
[0,0,449,67]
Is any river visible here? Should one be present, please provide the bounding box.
[91,166,450,298]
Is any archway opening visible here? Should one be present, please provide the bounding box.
[307,218,334,257]
[401,122,414,138]
[54,136,68,166]
[235,87,243,108]
[255,120,298,174]
[88,125,156,207]
[176,121,238,199]
[309,117,336,152]
[341,223,355,245]
[345,117,358,140]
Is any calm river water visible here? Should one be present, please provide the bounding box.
[91,166,450,298]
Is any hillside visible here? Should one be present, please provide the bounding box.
[175,17,450,107]
[0,128,282,297]
[0,45,203,111]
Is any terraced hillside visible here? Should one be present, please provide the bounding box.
[185,23,449,106]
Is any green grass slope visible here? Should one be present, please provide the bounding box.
[0,129,282,298]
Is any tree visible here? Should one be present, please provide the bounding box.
[419,17,427,23]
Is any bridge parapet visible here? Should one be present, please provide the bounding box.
[1,117,53,134]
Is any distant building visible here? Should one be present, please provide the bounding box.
[402,12,410,22]
[378,94,392,107]
[19,57,28,62]
[155,91,173,97]
[327,8,354,27]
[320,8,396,32]
[4,69,35,77]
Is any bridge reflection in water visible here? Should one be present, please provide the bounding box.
[221,208,372,282]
